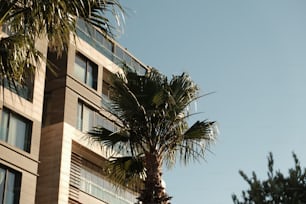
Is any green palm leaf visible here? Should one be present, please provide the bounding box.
[107,156,146,190]
[0,32,42,83]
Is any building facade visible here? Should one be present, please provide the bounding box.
[36,21,148,204]
[0,38,48,203]
[1,20,147,204]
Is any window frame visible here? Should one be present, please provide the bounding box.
[74,52,98,90]
[102,80,111,99]
[77,101,118,133]
[0,164,21,204]
[77,101,94,132]
[0,108,32,152]
[0,74,34,101]
[102,68,114,111]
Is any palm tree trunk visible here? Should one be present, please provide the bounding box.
[137,152,171,204]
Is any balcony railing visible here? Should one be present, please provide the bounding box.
[76,19,147,76]
[80,168,137,204]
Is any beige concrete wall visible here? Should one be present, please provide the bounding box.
[42,87,66,126]
[36,123,64,204]
[20,170,38,204]
[0,143,38,174]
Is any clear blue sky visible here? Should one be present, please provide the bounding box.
[117,1,306,203]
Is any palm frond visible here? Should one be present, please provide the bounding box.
[178,121,217,165]
[0,0,19,24]
[88,127,130,148]
[184,121,217,140]
[169,72,198,110]
[162,120,217,168]
[107,155,145,190]
[88,125,145,157]
[0,33,42,83]
[109,72,150,133]
[89,0,125,35]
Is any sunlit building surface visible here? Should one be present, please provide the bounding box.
[0,35,48,203]
[1,20,147,204]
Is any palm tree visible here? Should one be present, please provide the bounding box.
[89,69,218,204]
[0,0,123,84]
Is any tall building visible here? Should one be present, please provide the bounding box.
[1,20,148,204]
[0,37,48,203]
[36,20,148,204]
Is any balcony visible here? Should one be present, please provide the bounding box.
[76,20,147,76]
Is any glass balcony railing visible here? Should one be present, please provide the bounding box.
[80,168,137,204]
[76,19,147,76]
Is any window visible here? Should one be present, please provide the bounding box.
[77,101,117,133]
[0,71,34,101]
[102,69,113,98]
[0,108,32,152]
[102,69,114,111]
[77,102,94,132]
[74,52,98,90]
[1,79,34,101]
[102,81,111,98]
[0,164,21,204]
[102,80,112,111]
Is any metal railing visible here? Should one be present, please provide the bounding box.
[80,172,137,204]
[76,19,147,76]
